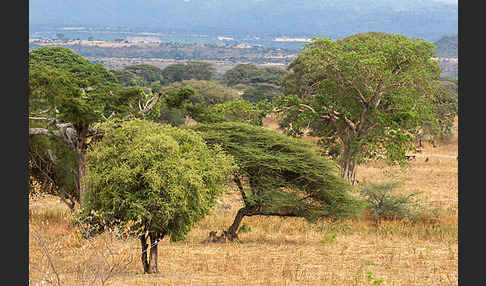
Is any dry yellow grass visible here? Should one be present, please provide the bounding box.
[29,118,458,286]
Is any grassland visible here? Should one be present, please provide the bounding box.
[29,118,458,286]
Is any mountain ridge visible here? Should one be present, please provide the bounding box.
[29,0,457,42]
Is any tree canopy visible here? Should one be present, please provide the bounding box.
[189,122,363,239]
[158,80,239,126]
[278,32,441,183]
[222,63,287,87]
[222,64,286,104]
[161,79,238,106]
[187,99,270,126]
[79,119,236,273]
[29,47,163,206]
[161,61,216,83]
[111,64,167,90]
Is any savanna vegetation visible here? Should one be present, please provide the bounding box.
[29,32,458,285]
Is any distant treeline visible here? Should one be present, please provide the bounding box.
[29,34,458,79]
[28,41,298,65]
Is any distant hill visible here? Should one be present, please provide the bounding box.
[29,0,457,42]
[433,35,458,58]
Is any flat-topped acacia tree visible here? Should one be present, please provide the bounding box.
[79,119,236,274]
[190,122,363,240]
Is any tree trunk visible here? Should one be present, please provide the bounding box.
[140,234,150,274]
[147,232,160,274]
[76,154,86,205]
[339,147,357,185]
[228,207,247,237]
[140,231,165,274]
[75,125,89,206]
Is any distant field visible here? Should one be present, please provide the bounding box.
[29,117,458,286]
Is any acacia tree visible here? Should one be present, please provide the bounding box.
[111,64,167,89]
[278,32,441,184]
[161,62,216,83]
[29,47,166,206]
[190,122,363,240]
[78,119,236,274]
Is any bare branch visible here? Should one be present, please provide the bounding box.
[139,91,165,115]
[35,107,52,115]
[298,104,316,113]
[29,116,52,121]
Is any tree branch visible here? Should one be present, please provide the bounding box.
[139,91,166,115]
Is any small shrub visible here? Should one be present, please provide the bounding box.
[360,181,421,222]
[365,271,384,285]
[237,223,252,234]
[321,231,337,245]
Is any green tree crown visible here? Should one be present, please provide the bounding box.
[80,119,237,241]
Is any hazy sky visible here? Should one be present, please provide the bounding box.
[433,0,457,3]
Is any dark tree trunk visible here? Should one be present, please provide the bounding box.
[140,234,150,274]
[75,125,89,206]
[140,231,165,274]
[228,207,247,237]
[148,232,160,274]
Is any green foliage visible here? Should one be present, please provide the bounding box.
[110,69,143,87]
[165,87,195,109]
[161,63,187,83]
[222,64,287,87]
[414,77,458,143]
[222,63,257,87]
[162,62,216,83]
[158,105,187,126]
[162,80,237,106]
[278,32,441,180]
[28,47,149,126]
[29,47,167,205]
[184,61,217,81]
[241,83,281,105]
[360,181,421,221]
[124,64,166,85]
[187,99,269,126]
[321,231,337,245]
[78,119,236,241]
[29,48,118,126]
[111,64,167,89]
[365,271,385,285]
[222,64,286,104]
[29,47,118,87]
[158,80,238,125]
[190,122,364,220]
[434,78,458,141]
[237,223,252,234]
[29,134,78,203]
[156,87,195,126]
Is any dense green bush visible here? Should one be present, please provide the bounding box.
[76,119,236,273]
